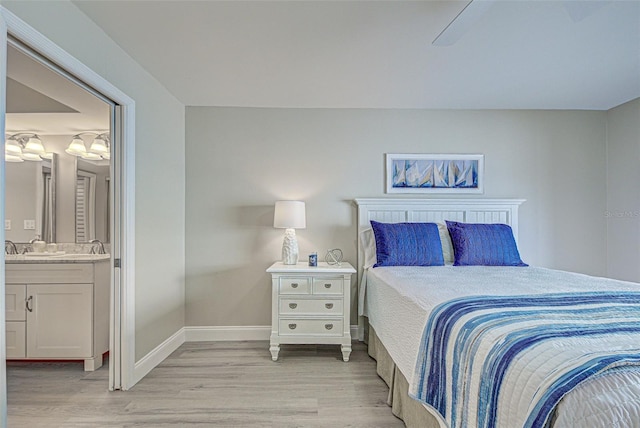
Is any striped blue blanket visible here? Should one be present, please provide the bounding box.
[409,292,640,428]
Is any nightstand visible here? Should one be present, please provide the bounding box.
[266,261,356,362]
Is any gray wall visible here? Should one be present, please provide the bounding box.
[4,161,37,243]
[185,107,608,326]
[606,98,640,282]
[4,0,187,360]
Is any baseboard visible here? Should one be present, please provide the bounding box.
[184,325,271,341]
[133,328,185,385]
[132,324,361,383]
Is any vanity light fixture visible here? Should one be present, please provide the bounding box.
[65,132,110,160]
[274,200,306,265]
[4,133,48,162]
[65,135,88,157]
[89,134,110,160]
[5,137,24,162]
[23,135,46,156]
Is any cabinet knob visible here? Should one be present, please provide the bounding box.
[324,283,331,289]
[291,283,299,289]
[288,323,297,330]
[289,303,298,309]
[325,323,333,330]
[325,303,334,309]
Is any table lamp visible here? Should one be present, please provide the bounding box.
[274,200,306,264]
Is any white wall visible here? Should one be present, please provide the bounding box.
[606,98,640,282]
[185,107,608,327]
[3,1,186,360]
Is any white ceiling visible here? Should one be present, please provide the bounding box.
[72,0,640,110]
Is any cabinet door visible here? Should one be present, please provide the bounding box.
[6,321,26,358]
[26,283,93,358]
[6,284,26,321]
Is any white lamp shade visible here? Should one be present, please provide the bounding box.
[89,136,109,155]
[65,137,88,156]
[5,138,23,155]
[23,136,46,154]
[273,201,306,229]
[5,153,24,162]
[21,151,43,161]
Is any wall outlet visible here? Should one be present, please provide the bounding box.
[24,219,36,230]
[4,219,10,230]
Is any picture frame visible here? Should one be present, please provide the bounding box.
[386,153,484,194]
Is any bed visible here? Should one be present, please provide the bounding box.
[355,198,640,428]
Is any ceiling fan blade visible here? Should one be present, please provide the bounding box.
[433,0,496,47]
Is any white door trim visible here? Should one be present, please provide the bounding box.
[0,5,136,400]
[0,11,8,428]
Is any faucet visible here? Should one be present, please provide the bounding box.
[22,235,41,254]
[89,239,106,254]
[5,240,18,255]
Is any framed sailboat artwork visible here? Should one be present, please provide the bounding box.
[386,153,484,194]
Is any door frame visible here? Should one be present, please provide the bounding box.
[0,4,136,419]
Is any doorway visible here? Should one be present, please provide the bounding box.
[0,7,137,425]
[5,38,112,371]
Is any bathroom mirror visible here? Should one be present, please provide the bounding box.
[4,153,57,243]
[75,158,110,243]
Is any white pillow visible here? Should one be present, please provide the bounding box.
[360,228,377,269]
[437,222,455,265]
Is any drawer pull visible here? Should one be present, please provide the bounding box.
[26,296,33,313]
[325,303,334,309]
[324,283,331,289]
[288,323,297,330]
[325,323,333,330]
[291,283,299,289]
[289,303,298,309]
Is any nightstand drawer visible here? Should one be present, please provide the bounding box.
[279,298,343,315]
[279,318,343,336]
[279,277,311,294]
[312,278,343,295]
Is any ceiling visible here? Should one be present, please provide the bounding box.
[71,0,640,110]
[5,44,110,135]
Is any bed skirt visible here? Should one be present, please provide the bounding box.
[367,324,442,428]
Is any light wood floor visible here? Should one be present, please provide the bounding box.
[7,340,405,427]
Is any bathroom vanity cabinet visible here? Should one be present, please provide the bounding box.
[5,259,110,371]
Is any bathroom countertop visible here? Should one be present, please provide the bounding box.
[5,254,110,264]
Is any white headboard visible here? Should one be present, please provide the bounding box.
[353,198,525,340]
[354,197,526,278]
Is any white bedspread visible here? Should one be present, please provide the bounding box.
[363,266,640,428]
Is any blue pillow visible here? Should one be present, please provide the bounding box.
[370,221,444,267]
[445,221,528,267]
